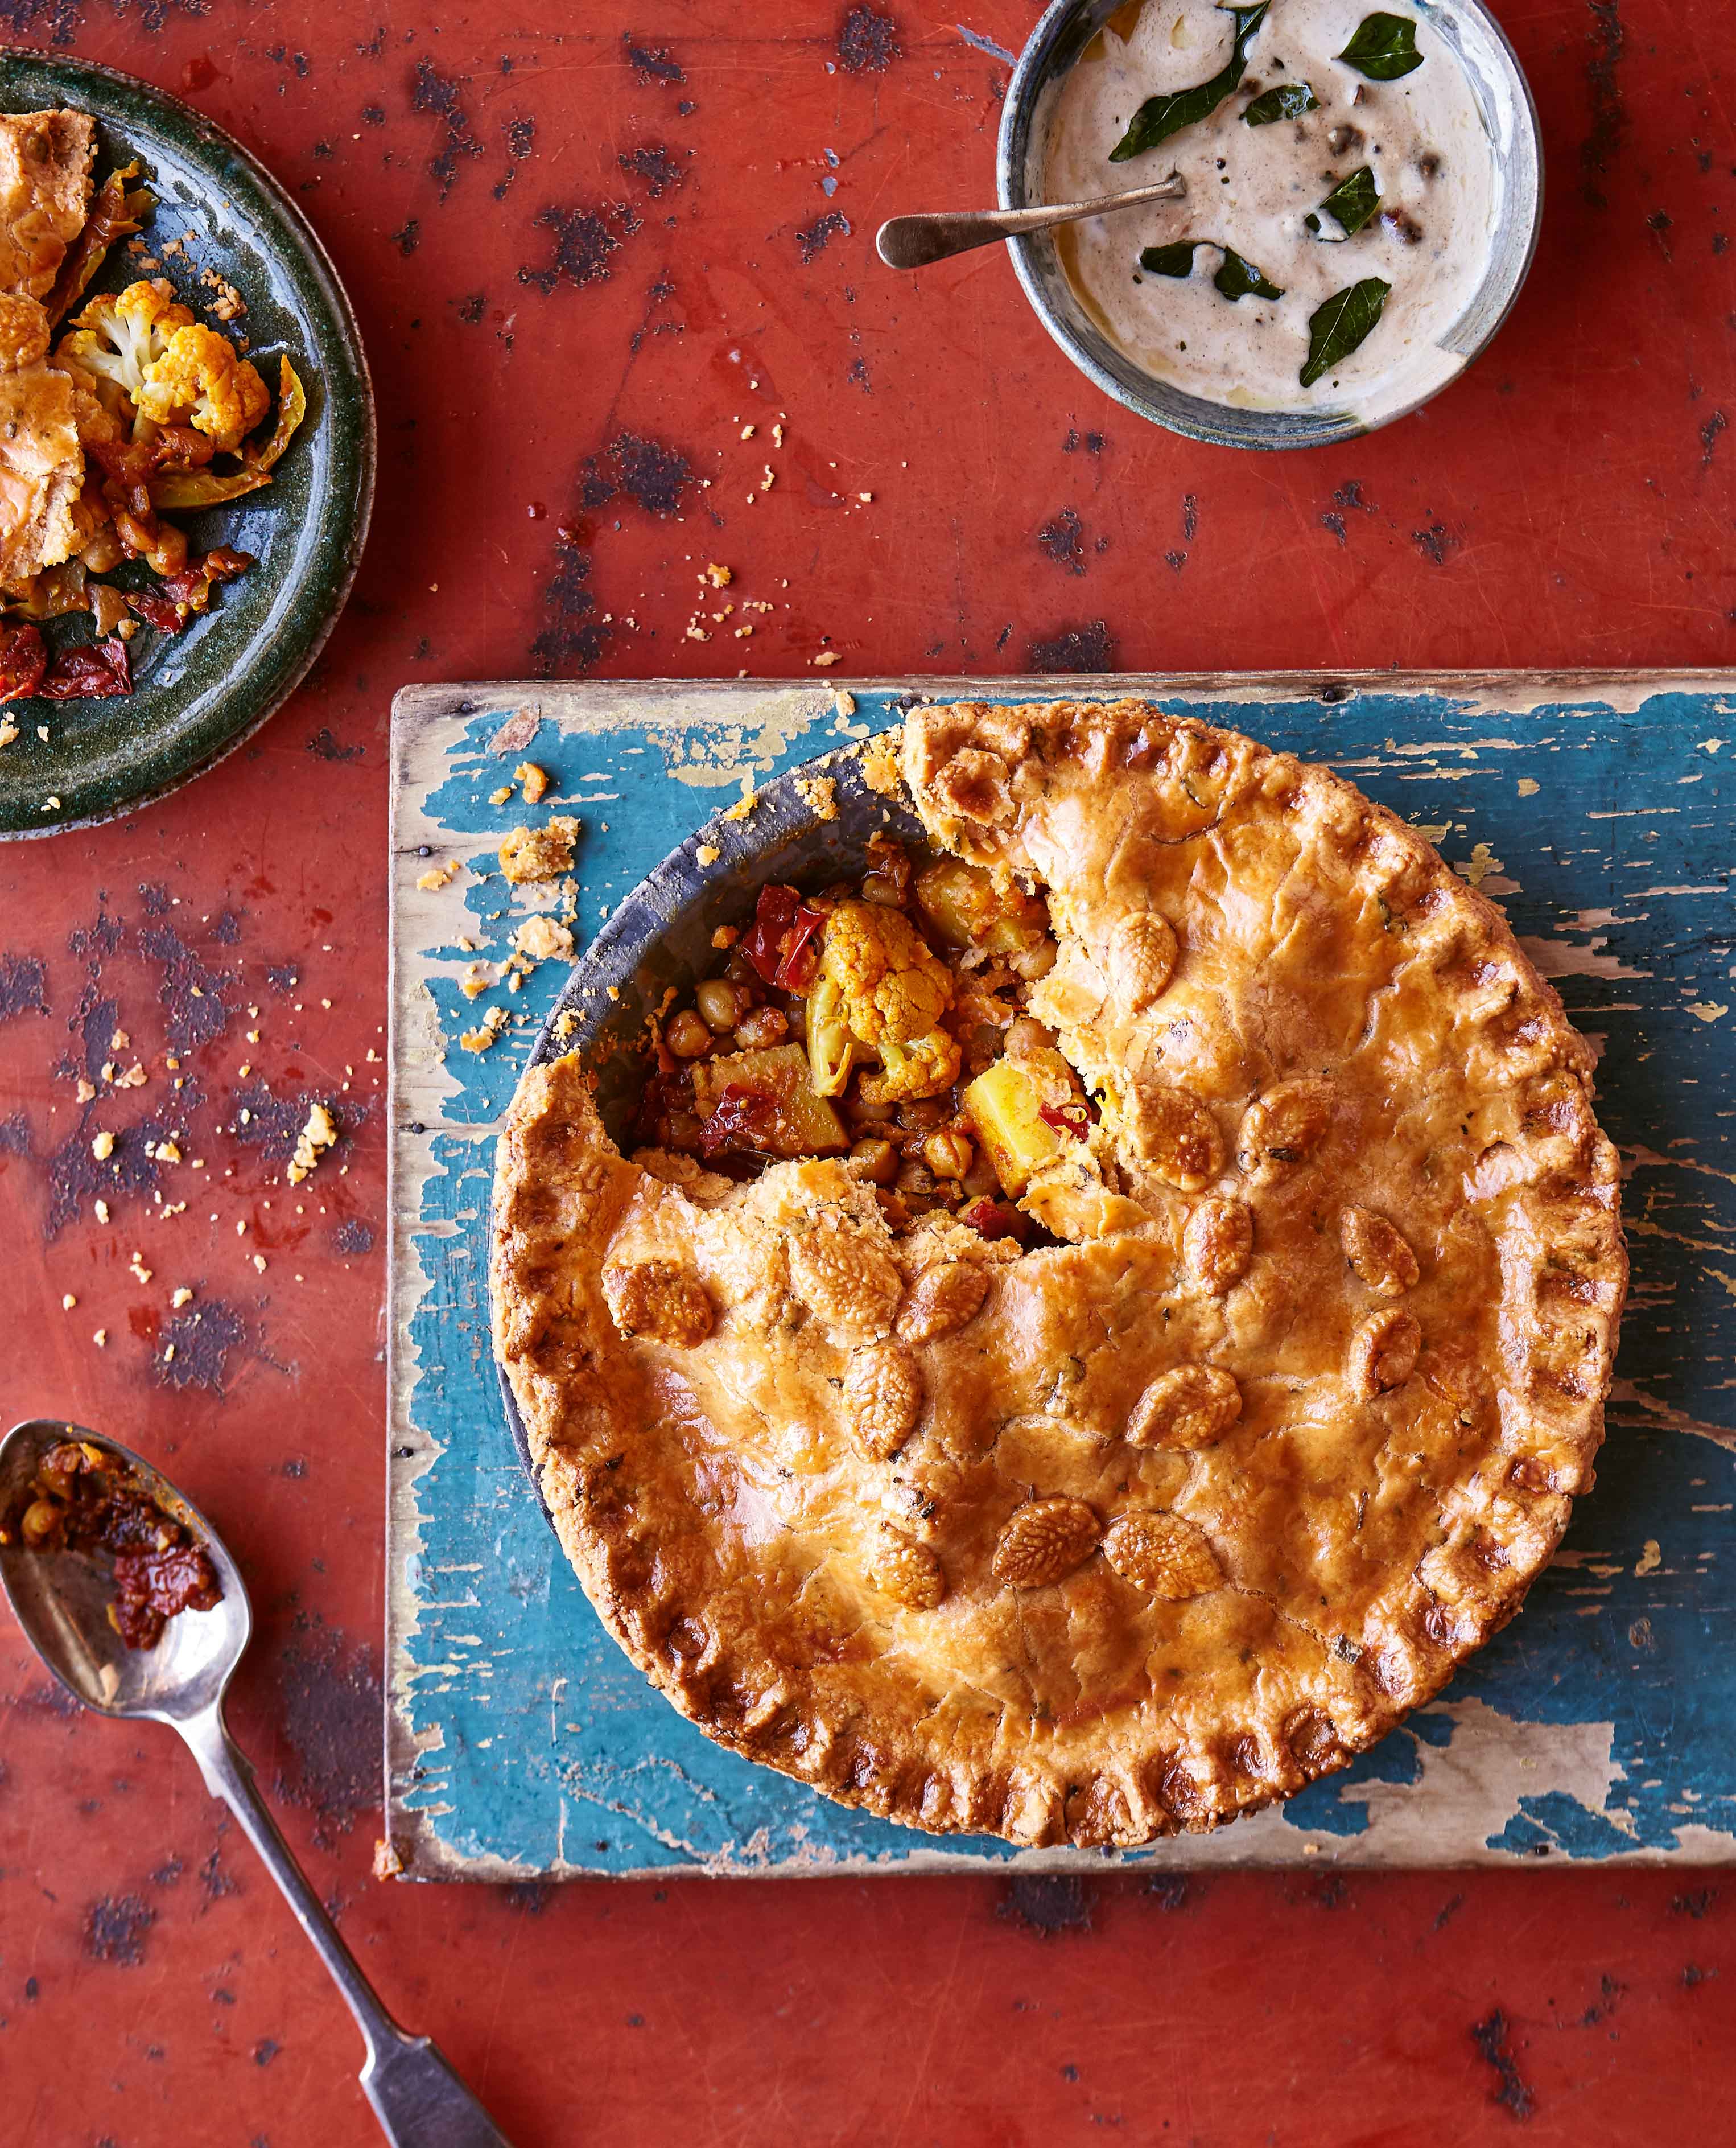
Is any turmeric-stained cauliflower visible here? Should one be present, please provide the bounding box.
[55,278,192,431]
[807,899,961,1105]
[137,320,269,452]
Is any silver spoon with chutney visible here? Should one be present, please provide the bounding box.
[876,171,1186,268]
[0,1418,513,2148]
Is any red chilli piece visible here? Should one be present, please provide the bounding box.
[38,636,132,701]
[742,883,801,984]
[697,1083,781,1157]
[1038,1100,1093,1141]
[773,902,827,992]
[0,621,47,701]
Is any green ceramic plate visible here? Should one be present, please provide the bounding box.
[0,48,374,838]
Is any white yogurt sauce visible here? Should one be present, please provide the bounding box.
[1039,0,1499,418]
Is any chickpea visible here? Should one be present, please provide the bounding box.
[782,997,807,1041]
[847,1137,899,1185]
[695,978,745,1032]
[146,522,189,579]
[734,1004,789,1050]
[923,1129,974,1180]
[20,1499,61,1546]
[898,1097,949,1133]
[1009,938,1058,982]
[961,1150,1001,1199]
[666,1009,713,1059]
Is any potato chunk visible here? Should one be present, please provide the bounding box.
[691,1042,848,1157]
[962,1056,1069,1198]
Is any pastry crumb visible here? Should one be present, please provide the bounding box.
[811,650,840,668]
[91,1130,114,1160]
[514,761,550,803]
[795,776,838,822]
[514,915,574,962]
[696,842,720,867]
[703,562,732,588]
[286,1101,339,1184]
[500,816,579,883]
[858,735,903,797]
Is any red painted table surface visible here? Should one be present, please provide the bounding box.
[0,2,1730,2141]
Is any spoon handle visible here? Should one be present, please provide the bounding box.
[180,1702,515,2147]
[876,174,1186,268]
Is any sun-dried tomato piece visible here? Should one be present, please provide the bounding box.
[698,1083,784,1156]
[1038,1100,1093,1141]
[126,588,195,632]
[959,1196,1030,1244]
[742,883,801,984]
[0,622,47,701]
[38,636,131,701]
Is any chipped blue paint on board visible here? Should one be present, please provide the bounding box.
[388,674,1736,1875]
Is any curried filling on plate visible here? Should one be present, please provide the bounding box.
[634,838,1133,1249]
[0,108,308,707]
[1,1437,222,1651]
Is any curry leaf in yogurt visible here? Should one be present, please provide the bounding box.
[1213,248,1284,299]
[1337,12,1424,80]
[1109,2,1270,163]
[1300,276,1391,387]
[1305,165,1382,240]
[1139,241,1203,277]
[1242,81,1319,124]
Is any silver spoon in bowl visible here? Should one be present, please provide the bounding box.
[0,1418,514,2148]
[876,171,1186,269]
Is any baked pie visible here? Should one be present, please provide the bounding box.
[491,700,1626,1847]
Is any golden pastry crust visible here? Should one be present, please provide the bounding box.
[0,110,94,301]
[492,700,1626,1848]
[0,293,81,584]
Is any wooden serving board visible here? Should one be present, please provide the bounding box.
[387,672,1736,1878]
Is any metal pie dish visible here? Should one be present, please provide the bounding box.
[494,744,927,1514]
[996,0,1543,448]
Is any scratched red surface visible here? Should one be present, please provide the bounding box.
[0,1,1731,2141]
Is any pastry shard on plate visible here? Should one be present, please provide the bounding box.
[0,112,93,590]
[491,700,1627,1849]
[0,293,82,585]
[0,109,94,302]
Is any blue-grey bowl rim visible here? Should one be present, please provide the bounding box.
[995,0,1544,450]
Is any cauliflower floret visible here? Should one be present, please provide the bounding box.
[137,321,269,453]
[55,279,194,431]
[858,1029,961,1107]
[807,899,960,1102]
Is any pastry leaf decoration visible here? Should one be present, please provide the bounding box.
[1110,3,1270,162]
[1306,165,1382,239]
[1337,12,1424,80]
[1243,80,1319,124]
[1300,277,1391,386]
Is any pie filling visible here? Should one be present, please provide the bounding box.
[635,840,1128,1251]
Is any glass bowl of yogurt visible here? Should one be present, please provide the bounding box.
[999,0,1541,447]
